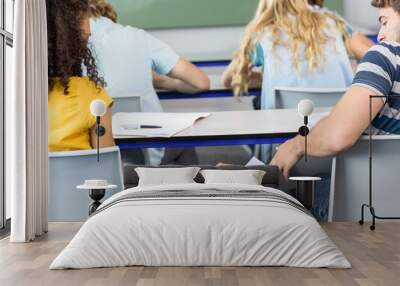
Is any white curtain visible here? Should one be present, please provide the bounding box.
[8,0,48,242]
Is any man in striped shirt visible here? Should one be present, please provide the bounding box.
[271,0,400,178]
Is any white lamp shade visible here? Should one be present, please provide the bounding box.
[90,99,107,117]
[298,99,315,117]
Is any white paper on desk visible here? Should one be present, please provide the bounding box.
[112,112,210,137]
[246,157,266,167]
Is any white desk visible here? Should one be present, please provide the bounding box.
[159,76,259,113]
[157,60,261,103]
[159,65,257,113]
[115,108,330,149]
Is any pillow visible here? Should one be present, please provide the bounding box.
[135,167,201,186]
[200,169,266,185]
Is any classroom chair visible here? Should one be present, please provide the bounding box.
[111,95,149,165]
[48,146,124,222]
[273,87,347,109]
[111,95,142,114]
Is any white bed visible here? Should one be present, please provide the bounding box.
[50,183,350,269]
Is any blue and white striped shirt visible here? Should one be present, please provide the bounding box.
[353,42,400,134]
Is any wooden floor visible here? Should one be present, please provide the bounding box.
[0,222,399,286]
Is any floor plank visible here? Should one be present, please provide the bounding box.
[0,222,399,286]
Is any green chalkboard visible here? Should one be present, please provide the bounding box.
[107,0,344,30]
[107,0,260,29]
[325,0,343,14]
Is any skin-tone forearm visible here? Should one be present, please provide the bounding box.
[167,58,210,92]
[221,62,235,88]
[153,72,203,94]
[293,116,355,159]
[350,32,374,61]
[271,86,385,178]
[221,63,262,89]
[269,117,344,179]
[284,115,357,167]
[90,106,115,148]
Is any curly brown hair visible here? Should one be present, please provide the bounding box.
[46,0,105,93]
[371,0,400,13]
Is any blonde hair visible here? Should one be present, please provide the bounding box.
[89,0,118,23]
[231,0,352,96]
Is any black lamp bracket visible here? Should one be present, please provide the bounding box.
[298,116,309,162]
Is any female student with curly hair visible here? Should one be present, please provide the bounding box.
[46,0,115,151]
[88,0,209,165]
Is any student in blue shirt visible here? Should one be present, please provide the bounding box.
[222,0,354,110]
[222,0,355,161]
[89,0,210,166]
[272,0,400,178]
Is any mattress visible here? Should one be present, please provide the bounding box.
[50,183,350,269]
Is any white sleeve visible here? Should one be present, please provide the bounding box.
[145,32,180,75]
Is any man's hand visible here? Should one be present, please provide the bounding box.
[270,136,304,179]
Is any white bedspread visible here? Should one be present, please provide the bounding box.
[50,183,350,269]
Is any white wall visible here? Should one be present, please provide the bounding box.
[149,1,381,64]
[343,0,380,35]
[149,26,245,62]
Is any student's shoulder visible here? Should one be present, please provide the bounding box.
[69,76,97,89]
[69,77,106,96]
[72,77,112,106]
[368,42,400,55]
[364,42,400,64]
[96,18,145,38]
[117,24,146,37]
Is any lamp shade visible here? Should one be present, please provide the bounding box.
[298,99,315,117]
[90,99,107,117]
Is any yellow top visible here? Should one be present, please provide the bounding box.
[48,77,113,152]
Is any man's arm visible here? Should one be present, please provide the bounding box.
[164,58,210,92]
[270,86,384,178]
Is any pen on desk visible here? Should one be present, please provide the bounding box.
[121,124,162,130]
[140,125,162,129]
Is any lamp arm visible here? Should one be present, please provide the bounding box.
[298,115,310,162]
[97,117,100,162]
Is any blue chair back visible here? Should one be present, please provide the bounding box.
[273,87,347,109]
[112,96,141,114]
[48,146,124,222]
